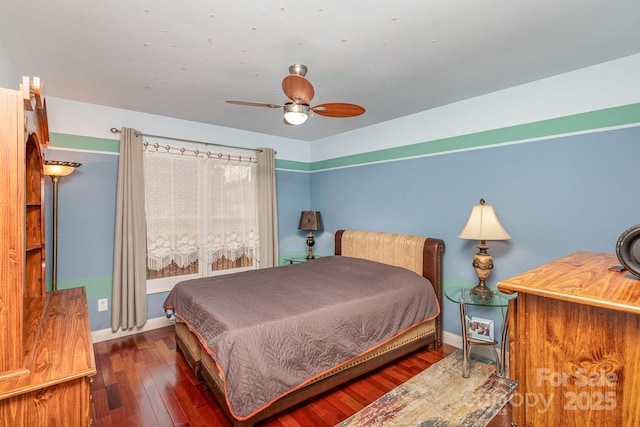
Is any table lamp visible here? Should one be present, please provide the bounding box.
[458,199,511,303]
[298,210,323,259]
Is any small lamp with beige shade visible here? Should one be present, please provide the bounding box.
[458,199,511,303]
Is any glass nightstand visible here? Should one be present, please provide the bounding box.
[445,286,516,378]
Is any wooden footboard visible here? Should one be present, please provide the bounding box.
[177,319,438,427]
[174,229,445,427]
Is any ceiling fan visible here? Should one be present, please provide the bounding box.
[226,64,365,126]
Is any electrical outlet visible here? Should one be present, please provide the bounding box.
[98,298,108,312]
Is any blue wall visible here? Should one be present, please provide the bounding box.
[42,149,120,330]
[310,127,640,334]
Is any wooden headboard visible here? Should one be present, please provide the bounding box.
[334,229,444,290]
[335,229,445,345]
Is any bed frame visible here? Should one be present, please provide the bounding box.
[174,229,445,427]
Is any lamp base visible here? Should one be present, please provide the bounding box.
[306,232,315,259]
[469,283,495,304]
[469,242,495,304]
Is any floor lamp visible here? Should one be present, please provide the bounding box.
[44,160,81,291]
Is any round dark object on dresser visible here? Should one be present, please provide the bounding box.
[616,224,640,278]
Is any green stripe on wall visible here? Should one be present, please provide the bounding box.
[50,133,120,152]
[275,159,310,171]
[48,102,640,170]
[310,102,640,171]
[56,275,113,299]
[48,133,310,171]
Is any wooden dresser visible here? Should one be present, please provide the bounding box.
[1,84,96,425]
[498,251,640,426]
[0,287,96,426]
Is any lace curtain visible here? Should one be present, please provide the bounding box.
[143,148,258,271]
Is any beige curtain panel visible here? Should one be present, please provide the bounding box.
[257,147,279,268]
[112,128,148,331]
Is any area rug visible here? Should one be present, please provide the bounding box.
[335,349,516,427]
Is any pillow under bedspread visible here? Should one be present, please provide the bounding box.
[163,255,440,420]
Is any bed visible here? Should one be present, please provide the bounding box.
[163,229,445,427]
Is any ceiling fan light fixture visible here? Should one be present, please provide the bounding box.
[283,103,309,125]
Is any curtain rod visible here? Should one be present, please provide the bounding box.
[110,128,263,153]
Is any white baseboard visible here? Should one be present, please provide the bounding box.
[91,316,174,343]
[443,330,463,348]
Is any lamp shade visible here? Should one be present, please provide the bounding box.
[458,199,511,241]
[298,210,323,231]
[44,160,81,177]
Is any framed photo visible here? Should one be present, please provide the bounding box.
[467,316,495,342]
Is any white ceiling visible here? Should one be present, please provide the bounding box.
[2,1,640,141]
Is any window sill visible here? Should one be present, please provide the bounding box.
[146,265,256,295]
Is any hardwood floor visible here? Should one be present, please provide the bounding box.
[91,326,512,426]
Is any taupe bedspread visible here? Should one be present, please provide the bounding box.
[163,256,440,420]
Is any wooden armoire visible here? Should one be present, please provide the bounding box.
[0,81,96,426]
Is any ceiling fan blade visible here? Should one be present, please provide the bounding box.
[282,75,314,104]
[226,100,282,109]
[311,103,365,118]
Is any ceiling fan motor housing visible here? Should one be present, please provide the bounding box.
[289,64,308,77]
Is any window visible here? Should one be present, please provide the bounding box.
[143,146,258,294]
